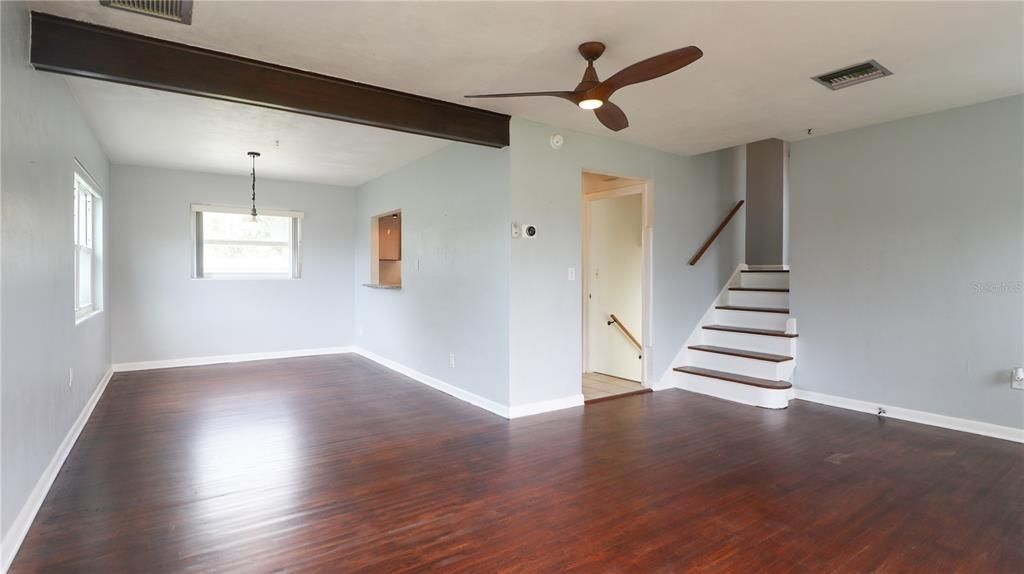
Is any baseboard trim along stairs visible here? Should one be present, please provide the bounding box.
[672,266,797,409]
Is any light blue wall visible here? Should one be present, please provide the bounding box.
[353,121,744,411]
[790,95,1024,428]
[354,143,512,406]
[1,1,111,538]
[110,166,356,364]
[509,119,745,406]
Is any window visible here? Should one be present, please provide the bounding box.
[192,206,303,278]
[74,171,102,321]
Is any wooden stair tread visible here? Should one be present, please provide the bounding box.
[674,366,792,390]
[716,305,790,314]
[741,269,789,273]
[728,287,789,292]
[703,325,798,338]
[689,345,792,362]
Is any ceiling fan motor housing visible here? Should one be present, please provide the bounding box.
[578,41,606,61]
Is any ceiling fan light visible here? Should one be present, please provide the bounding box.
[578,98,603,110]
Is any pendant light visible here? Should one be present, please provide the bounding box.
[247,151,261,222]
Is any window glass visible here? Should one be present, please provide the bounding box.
[195,210,300,278]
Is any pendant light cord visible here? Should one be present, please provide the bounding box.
[249,152,259,218]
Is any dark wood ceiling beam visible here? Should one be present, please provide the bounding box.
[29,12,510,148]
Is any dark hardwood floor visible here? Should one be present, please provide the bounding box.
[11,354,1023,572]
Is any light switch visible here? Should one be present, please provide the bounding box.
[568,267,576,281]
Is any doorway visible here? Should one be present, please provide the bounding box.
[582,171,651,403]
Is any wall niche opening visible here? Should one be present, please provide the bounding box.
[366,210,402,288]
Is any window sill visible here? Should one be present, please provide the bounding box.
[362,283,401,290]
[193,275,301,281]
[75,308,103,326]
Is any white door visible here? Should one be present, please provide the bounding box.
[586,193,643,381]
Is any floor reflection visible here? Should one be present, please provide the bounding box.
[188,397,300,551]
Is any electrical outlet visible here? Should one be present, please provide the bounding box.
[567,267,576,281]
[1012,367,1024,390]
[68,368,74,388]
[449,353,456,368]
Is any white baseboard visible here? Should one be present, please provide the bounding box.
[352,347,512,419]
[352,348,584,419]
[2,367,113,574]
[795,389,1024,443]
[508,394,585,418]
[112,346,355,372]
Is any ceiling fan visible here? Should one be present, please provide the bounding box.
[465,42,703,132]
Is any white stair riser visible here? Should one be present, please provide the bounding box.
[738,272,789,289]
[687,350,788,380]
[715,309,789,331]
[727,290,789,308]
[702,329,796,356]
[675,372,791,409]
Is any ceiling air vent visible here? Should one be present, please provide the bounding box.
[812,60,892,91]
[99,0,193,25]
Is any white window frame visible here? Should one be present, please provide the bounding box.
[74,167,102,323]
[191,204,304,279]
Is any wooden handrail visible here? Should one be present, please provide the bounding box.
[607,314,642,359]
[688,200,745,266]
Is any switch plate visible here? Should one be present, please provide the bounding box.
[568,267,576,281]
[449,353,456,368]
[1012,367,1024,390]
[510,222,521,239]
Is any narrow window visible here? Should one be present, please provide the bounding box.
[74,171,102,322]
[192,206,303,278]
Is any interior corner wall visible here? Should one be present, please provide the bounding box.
[745,138,788,266]
[353,143,512,407]
[790,95,1024,429]
[109,166,356,365]
[508,119,745,407]
[1,0,111,540]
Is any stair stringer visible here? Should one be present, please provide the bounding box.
[651,264,744,390]
[656,264,796,409]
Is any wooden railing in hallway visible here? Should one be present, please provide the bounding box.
[607,314,643,359]
[688,200,745,266]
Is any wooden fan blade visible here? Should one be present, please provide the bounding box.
[465,91,578,103]
[593,46,703,99]
[594,101,628,131]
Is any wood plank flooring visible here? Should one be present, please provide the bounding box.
[582,371,644,402]
[10,354,1023,572]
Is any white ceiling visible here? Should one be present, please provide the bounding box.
[65,77,450,187]
[37,1,1023,161]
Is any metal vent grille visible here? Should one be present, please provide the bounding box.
[99,0,193,25]
[812,60,892,91]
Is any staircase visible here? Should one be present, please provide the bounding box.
[673,269,796,409]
